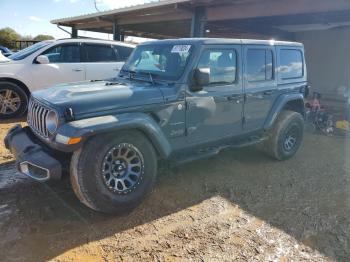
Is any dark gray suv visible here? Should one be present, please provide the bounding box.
[5,38,307,213]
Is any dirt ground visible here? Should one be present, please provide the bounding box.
[1,121,350,261]
[0,119,26,164]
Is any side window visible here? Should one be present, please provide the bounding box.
[247,49,274,82]
[115,45,133,61]
[42,44,80,63]
[198,49,237,85]
[85,44,117,62]
[279,49,303,79]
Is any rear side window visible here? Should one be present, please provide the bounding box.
[42,44,80,63]
[279,49,303,79]
[84,44,117,62]
[247,49,273,82]
[198,49,237,85]
[115,45,133,61]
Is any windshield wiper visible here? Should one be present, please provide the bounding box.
[120,69,160,85]
[135,71,161,85]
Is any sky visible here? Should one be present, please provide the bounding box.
[0,0,158,39]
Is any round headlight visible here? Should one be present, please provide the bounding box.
[46,110,58,134]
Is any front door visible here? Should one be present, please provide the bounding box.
[31,43,85,91]
[186,45,244,145]
[243,45,278,132]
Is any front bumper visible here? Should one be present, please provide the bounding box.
[4,125,62,181]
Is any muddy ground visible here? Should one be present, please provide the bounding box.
[1,121,350,261]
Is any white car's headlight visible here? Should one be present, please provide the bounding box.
[46,110,58,134]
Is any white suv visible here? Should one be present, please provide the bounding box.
[0,38,135,119]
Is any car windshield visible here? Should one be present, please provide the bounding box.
[9,41,51,61]
[121,43,194,81]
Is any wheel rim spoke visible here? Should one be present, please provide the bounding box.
[0,104,7,114]
[6,103,17,112]
[284,126,299,151]
[10,97,21,103]
[5,89,12,99]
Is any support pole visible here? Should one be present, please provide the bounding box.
[113,22,125,41]
[190,6,207,38]
[71,27,78,38]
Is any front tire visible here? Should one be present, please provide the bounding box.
[261,110,304,161]
[70,131,158,214]
[0,81,28,119]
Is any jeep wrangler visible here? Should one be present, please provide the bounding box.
[5,38,307,213]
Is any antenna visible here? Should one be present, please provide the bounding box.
[94,0,101,12]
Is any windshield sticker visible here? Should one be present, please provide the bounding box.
[171,45,191,53]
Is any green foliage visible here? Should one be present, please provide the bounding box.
[33,34,54,41]
[0,27,55,50]
[0,27,20,49]
[21,35,33,41]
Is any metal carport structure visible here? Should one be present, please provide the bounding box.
[52,0,350,109]
[51,0,350,40]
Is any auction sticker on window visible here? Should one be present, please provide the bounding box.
[171,45,191,53]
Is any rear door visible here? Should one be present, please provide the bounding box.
[31,43,84,90]
[243,45,277,132]
[82,43,121,81]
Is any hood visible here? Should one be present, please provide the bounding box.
[33,79,165,118]
[0,52,10,62]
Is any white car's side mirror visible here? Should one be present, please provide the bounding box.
[36,55,50,64]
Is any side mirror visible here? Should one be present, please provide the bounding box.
[36,55,49,64]
[191,68,210,92]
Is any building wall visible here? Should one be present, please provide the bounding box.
[295,27,350,106]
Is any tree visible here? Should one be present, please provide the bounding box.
[0,27,20,49]
[0,28,55,50]
[21,35,33,41]
[33,34,54,41]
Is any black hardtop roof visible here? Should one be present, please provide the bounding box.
[141,38,303,47]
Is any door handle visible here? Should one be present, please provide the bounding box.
[72,69,83,72]
[113,67,121,71]
[227,95,243,103]
[263,90,275,96]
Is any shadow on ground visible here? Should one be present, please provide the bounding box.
[0,117,26,124]
[0,133,350,261]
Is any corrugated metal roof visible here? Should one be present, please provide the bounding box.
[51,0,191,24]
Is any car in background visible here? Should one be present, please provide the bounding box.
[0,38,135,119]
[0,51,10,62]
[0,46,13,57]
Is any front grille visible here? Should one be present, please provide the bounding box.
[27,99,50,138]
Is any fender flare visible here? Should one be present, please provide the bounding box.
[263,92,305,130]
[55,113,172,159]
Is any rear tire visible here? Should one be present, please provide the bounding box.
[0,81,28,119]
[70,131,158,214]
[260,110,304,160]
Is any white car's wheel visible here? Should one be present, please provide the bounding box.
[0,81,28,119]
